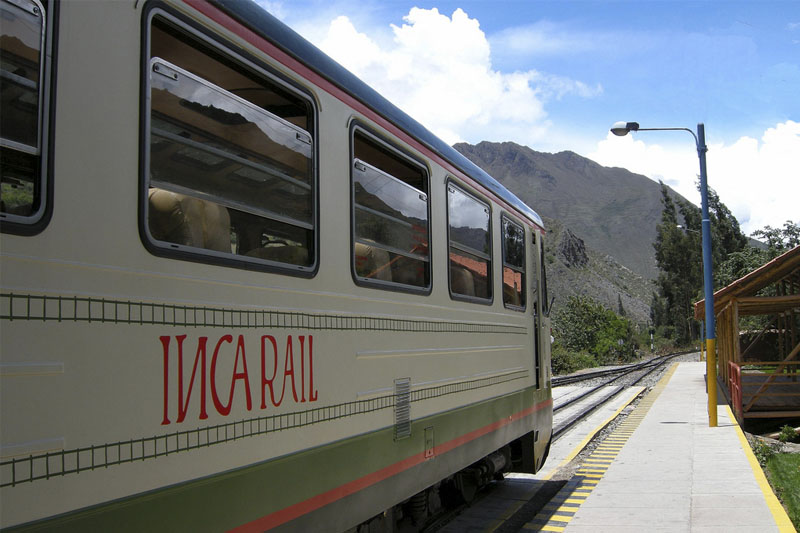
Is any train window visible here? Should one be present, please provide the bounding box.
[0,0,49,226]
[502,215,525,310]
[447,183,492,302]
[144,18,316,271]
[351,129,430,291]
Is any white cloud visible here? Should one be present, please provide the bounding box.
[490,21,616,58]
[589,121,800,235]
[306,8,599,146]
[275,5,794,237]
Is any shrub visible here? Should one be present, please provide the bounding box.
[551,343,596,375]
[552,295,638,369]
[778,425,798,443]
[752,438,776,467]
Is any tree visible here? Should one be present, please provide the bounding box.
[707,187,748,272]
[552,295,637,371]
[653,183,702,343]
[652,182,747,344]
[715,220,799,335]
[717,221,800,288]
[752,221,800,258]
[716,246,768,288]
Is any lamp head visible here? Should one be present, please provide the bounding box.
[610,121,640,136]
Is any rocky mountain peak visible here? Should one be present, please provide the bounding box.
[558,228,589,268]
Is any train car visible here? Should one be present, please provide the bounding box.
[0,0,553,530]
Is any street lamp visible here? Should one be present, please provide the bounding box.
[610,121,718,427]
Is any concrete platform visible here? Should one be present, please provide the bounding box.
[528,361,794,533]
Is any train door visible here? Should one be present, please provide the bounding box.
[531,231,543,389]
[518,229,548,473]
[537,232,551,386]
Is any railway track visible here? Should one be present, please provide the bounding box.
[552,350,694,440]
[552,349,695,387]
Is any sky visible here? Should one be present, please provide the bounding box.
[256,0,799,236]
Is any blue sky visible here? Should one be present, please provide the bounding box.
[257,0,799,235]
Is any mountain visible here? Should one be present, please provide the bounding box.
[454,141,686,281]
[541,216,654,325]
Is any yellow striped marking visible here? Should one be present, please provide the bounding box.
[545,504,582,513]
[539,386,644,481]
[522,364,682,533]
[523,524,564,532]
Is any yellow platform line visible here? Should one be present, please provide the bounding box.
[726,405,795,532]
[538,386,645,481]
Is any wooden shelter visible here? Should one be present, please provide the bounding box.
[695,245,800,422]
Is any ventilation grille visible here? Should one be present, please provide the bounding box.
[394,378,411,440]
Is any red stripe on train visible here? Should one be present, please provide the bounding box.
[230,398,552,532]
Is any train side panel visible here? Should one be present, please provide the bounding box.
[0,0,552,530]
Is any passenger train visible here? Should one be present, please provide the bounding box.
[0,0,553,530]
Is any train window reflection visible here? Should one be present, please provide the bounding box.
[146,19,316,270]
[0,0,47,222]
[448,184,492,301]
[352,130,430,290]
[502,215,525,310]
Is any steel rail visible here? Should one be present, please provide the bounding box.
[552,351,689,440]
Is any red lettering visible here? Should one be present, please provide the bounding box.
[211,335,233,415]
[162,332,318,423]
[160,336,171,425]
[299,336,306,402]
[230,335,253,411]
[282,336,299,404]
[177,335,208,423]
[261,335,279,408]
[308,335,318,402]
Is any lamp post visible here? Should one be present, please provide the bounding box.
[677,224,699,234]
[610,121,717,427]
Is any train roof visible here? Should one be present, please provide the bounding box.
[214,0,545,230]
